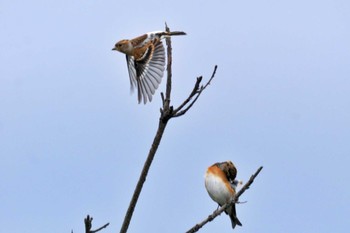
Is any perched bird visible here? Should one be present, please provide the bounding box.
[112,31,186,104]
[205,161,243,229]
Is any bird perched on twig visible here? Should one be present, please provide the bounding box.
[205,161,243,229]
[112,30,186,104]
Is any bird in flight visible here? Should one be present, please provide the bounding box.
[112,30,186,104]
[205,161,243,229]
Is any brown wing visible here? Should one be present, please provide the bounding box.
[130,34,148,47]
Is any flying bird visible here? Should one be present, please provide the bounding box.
[205,161,242,229]
[112,30,186,104]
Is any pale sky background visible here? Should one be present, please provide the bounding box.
[1,0,350,232]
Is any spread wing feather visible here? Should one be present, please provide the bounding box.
[125,41,165,104]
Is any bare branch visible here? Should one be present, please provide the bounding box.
[173,65,218,117]
[172,76,202,115]
[235,166,263,200]
[186,166,263,233]
[84,215,109,233]
[201,64,217,90]
[91,223,110,233]
[164,23,172,109]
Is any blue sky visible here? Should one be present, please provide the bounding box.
[1,0,350,232]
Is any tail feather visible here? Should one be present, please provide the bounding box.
[229,204,242,229]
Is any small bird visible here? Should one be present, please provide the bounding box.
[112,30,186,104]
[205,161,242,229]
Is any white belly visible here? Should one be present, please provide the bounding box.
[205,172,233,205]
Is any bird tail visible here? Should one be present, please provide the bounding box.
[229,204,242,229]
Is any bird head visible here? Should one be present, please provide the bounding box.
[112,40,133,55]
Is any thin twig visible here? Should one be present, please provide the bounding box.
[186,166,263,233]
[91,223,110,233]
[235,166,263,200]
[84,215,109,233]
[173,65,217,117]
[172,76,202,115]
[201,64,217,90]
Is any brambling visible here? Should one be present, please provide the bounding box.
[205,161,242,229]
[112,30,186,104]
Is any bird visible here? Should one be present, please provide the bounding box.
[112,30,186,104]
[205,161,242,229]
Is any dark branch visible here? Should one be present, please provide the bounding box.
[172,76,202,116]
[186,166,263,233]
[173,65,218,118]
[235,166,263,200]
[84,215,109,233]
[91,223,110,233]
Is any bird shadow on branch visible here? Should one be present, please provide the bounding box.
[119,24,218,233]
[186,166,263,233]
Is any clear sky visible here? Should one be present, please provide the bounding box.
[1,0,350,232]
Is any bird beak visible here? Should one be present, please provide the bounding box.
[112,47,117,51]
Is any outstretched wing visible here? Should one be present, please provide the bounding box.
[126,40,165,104]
